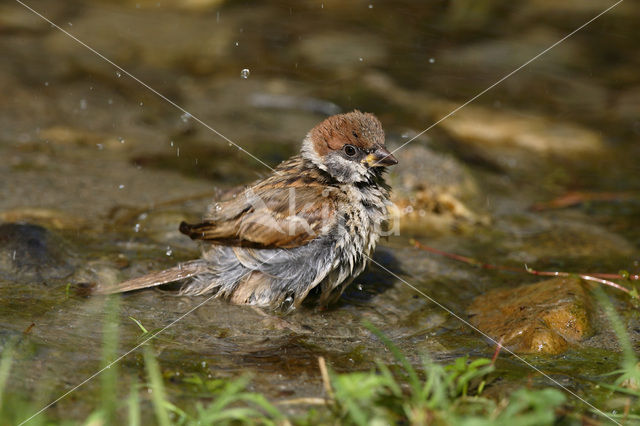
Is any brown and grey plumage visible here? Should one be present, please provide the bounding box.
[98,110,398,311]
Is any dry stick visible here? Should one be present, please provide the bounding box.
[317,357,335,402]
[410,239,635,295]
[529,191,637,211]
[275,397,327,406]
[490,337,504,365]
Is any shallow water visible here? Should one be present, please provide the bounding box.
[1,0,639,422]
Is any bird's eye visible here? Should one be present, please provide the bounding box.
[343,144,357,157]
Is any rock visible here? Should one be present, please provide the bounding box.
[119,0,225,11]
[38,126,129,151]
[0,3,63,33]
[500,217,636,263]
[614,85,640,123]
[293,32,387,71]
[468,277,594,354]
[139,210,196,246]
[361,71,605,173]
[437,28,585,77]
[44,5,235,77]
[516,0,631,19]
[0,208,88,231]
[387,145,488,231]
[0,223,74,283]
[73,260,122,289]
[429,101,603,156]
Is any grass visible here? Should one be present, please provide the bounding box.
[1,296,639,425]
[321,322,565,425]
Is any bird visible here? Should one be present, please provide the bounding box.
[98,110,398,311]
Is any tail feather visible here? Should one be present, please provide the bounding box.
[95,260,207,294]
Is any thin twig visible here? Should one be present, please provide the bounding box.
[530,191,637,211]
[318,357,335,402]
[490,337,503,365]
[275,397,327,406]
[410,239,635,295]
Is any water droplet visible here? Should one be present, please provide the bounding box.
[139,213,148,220]
[68,22,73,26]
[115,71,121,77]
[176,147,180,157]
[215,203,222,212]
[235,41,239,46]
[240,68,250,79]
[79,99,87,110]
[139,102,143,106]
[180,112,191,122]
[96,143,104,150]
[429,57,435,63]
[118,136,125,144]
[107,98,113,105]
[201,361,207,368]
[170,140,174,147]
[165,246,173,256]
[44,81,49,86]
[134,223,141,232]
[368,4,373,8]
[118,184,125,189]
[357,284,363,290]
[358,57,363,62]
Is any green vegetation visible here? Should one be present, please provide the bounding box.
[1,301,639,425]
[321,322,565,425]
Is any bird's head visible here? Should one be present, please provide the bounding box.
[301,110,398,183]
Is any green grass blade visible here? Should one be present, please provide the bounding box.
[0,339,15,410]
[363,320,421,394]
[143,346,171,426]
[128,381,140,426]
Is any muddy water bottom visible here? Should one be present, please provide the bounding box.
[1,130,638,420]
[1,0,640,421]
[0,216,635,420]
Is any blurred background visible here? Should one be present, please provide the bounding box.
[0,0,639,422]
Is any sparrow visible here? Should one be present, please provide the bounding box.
[99,110,398,310]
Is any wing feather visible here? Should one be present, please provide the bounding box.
[180,171,338,249]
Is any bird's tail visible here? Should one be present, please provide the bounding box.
[95,260,207,294]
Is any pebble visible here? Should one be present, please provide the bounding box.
[468,277,593,354]
[0,223,74,283]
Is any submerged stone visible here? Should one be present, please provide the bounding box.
[430,102,603,156]
[468,277,593,354]
[0,223,74,283]
[388,145,489,232]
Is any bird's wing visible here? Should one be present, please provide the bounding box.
[180,181,338,249]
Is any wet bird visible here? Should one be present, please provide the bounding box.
[99,111,398,310]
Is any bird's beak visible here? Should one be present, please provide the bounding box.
[365,147,398,167]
